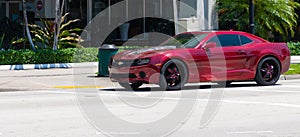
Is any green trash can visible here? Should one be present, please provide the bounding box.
[98,44,118,77]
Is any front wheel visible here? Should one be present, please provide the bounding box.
[159,59,188,90]
[255,57,281,86]
[119,82,143,91]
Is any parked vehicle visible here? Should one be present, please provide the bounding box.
[110,31,291,90]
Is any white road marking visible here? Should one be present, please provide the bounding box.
[228,130,273,134]
[94,92,300,109]
[237,89,300,93]
[96,131,140,135]
[222,100,300,108]
[223,86,300,93]
[3,89,300,109]
[154,97,300,108]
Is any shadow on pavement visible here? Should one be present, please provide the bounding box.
[99,82,276,92]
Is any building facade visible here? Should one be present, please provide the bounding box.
[0,0,218,46]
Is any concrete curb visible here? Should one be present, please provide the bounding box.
[0,56,299,71]
[291,56,300,64]
[280,74,300,80]
[0,62,98,70]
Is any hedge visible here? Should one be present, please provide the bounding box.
[0,46,146,65]
[1,43,299,65]
[0,48,98,65]
[73,48,98,63]
[287,42,300,55]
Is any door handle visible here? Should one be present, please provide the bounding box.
[237,50,246,55]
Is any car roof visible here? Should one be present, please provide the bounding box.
[180,30,248,35]
[180,31,268,42]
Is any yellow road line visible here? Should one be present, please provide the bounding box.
[53,86,105,89]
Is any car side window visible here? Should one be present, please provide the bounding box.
[217,34,241,47]
[206,36,221,47]
[240,35,253,45]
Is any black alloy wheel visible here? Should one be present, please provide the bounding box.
[255,57,281,86]
[159,59,188,90]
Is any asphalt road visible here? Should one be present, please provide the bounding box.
[0,67,300,137]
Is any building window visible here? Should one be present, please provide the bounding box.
[66,0,87,29]
[178,0,197,18]
[0,3,6,19]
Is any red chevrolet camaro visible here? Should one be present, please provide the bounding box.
[110,31,290,90]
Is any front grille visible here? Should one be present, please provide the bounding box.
[112,60,136,68]
[111,73,137,79]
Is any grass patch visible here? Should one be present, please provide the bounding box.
[284,64,300,75]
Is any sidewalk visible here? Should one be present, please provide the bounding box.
[1,56,300,71]
[0,62,98,70]
[0,66,114,91]
[0,63,299,92]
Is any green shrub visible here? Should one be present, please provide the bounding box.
[117,45,148,52]
[28,13,82,49]
[287,42,300,55]
[0,48,98,65]
[73,48,98,63]
[0,46,147,65]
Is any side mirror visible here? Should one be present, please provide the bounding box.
[204,42,217,49]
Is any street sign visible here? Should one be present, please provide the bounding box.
[36,0,43,11]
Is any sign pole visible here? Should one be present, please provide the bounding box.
[249,0,255,34]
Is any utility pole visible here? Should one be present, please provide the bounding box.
[249,0,255,34]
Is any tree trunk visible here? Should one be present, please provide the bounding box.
[57,0,65,48]
[22,0,36,51]
[53,0,60,50]
[53,0,65,50]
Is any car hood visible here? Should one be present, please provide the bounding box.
[114,46,177,59]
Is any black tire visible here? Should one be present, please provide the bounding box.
[255,57,281,86]
[217,81,232,87]
[159,59,188,90]
[119,82,143,91]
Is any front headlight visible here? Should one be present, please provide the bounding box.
[134,58,150,66]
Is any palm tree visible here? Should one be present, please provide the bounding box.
[53,0,65,50]
[216,0,300,40]
[22,0,36,50]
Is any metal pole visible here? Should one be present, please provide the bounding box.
[173,0,179,35]
[22,1,26,49]
[249,0,255,34]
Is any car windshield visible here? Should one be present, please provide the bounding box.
[163,33,208,48]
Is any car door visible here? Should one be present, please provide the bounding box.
[202,34,249,81]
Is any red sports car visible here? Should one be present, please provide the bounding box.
[110,31,290,90]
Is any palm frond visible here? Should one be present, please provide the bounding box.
[60,19,80,31]
[217,0,300,39]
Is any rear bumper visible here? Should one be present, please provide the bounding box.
[281,55,291,74]
[110,65,161,84]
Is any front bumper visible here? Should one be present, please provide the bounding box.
[110,65,161,84]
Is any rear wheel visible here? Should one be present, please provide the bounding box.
[119,82,143,90]
[159,59,188,90]
[255,57,281,86]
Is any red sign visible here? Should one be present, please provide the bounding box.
[36,0,43,11]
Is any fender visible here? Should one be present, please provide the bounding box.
[251,43,290,75]
[159,50,198,82]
